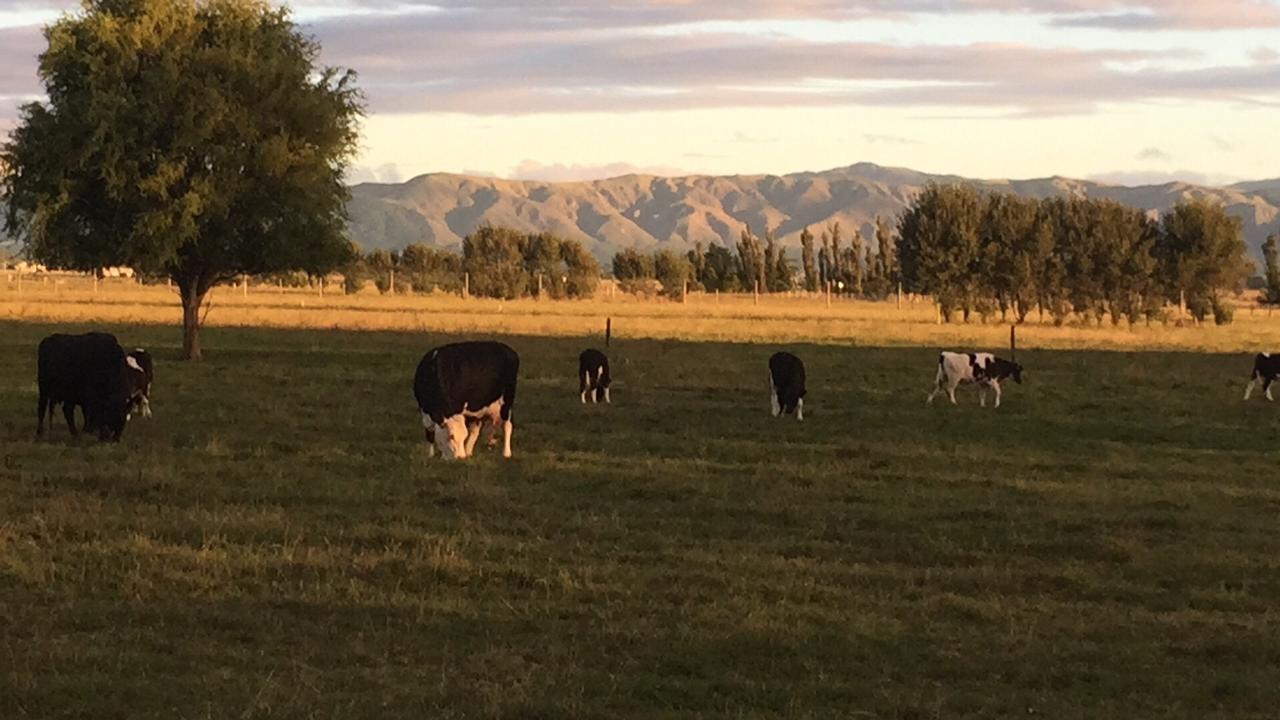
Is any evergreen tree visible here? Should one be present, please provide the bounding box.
[800,227,818,292]
[1263,232,1280,305]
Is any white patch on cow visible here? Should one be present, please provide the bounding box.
[140,397,152,418]
[796,397,804,421]
[603,386,611,404]
[135,347,146,353]
[502,419,513,458]
[463,399,502,422]
[126,355,143,372]
[420,411,432,429]
[581,371,590,404]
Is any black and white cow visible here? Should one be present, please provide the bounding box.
[414,341,519,459]
[768,351,806,420]
[1244,352,1280,401]
[927,351,1023,408]
[36,332,142,441]
[578,349,612,404]
[126,348,154,418]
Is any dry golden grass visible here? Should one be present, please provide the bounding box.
[5,272,1280,352]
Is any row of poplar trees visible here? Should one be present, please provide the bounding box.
[342,226,600,299]
[612,221,900,299]
[897,184,1253,324]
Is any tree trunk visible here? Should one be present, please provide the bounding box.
[180,284,208,361]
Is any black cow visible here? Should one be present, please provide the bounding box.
[126,348,155,418]
[37,332,138,441]
[578,349,612,404]
[414,341,519,459]
[768,351,806,420]
[1244,352,1280,401]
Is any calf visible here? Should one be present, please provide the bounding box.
[578,349,612,404]
[928,351,1023,408]
[768,351,806,420]
[37,332,138,441]
[126,348,154,418]
[414,341,519,459]
[1244,352,1280,401]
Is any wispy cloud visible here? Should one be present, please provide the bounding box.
[1137,147,1172,161]
[510,160,694,181]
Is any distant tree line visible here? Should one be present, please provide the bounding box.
[612,222,900,300]
[897,184,1253,325]
[340,226,600,299]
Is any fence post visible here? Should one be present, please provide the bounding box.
[242,276,248,297]
[754,280,759,305]
[896,282,902,310]
[605,317,612,347]
[682,279,688,303]
[463,272,469,299]
[389,269,395,294]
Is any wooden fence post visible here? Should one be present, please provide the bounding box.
[605,317,612,347]
[463,272,469,299]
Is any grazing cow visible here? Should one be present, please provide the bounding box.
[1244,352,1280,401]
[414,341,519,459]
[768,351,806,420]
[126,349,154,418]
[578,349,612,404]
[928,351,1023,408]
[36,332,139,441]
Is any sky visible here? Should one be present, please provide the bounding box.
[1,0,1278,185]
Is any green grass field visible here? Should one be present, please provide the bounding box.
[2,320,1278,719]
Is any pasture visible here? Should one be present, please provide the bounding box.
[1,319,1279,719]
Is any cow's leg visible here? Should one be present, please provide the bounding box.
[603,386,611,404]
[463,420,483,457]
[501,419,513,459]
[421,412,437,457]
[1265,377,1275,401]
[947,380,958,405]
[992,380,1002,408]
[37,394,49,438]
[63,403,79,436]
[580,371,589,404]
[1245,376,1256,400]
[796,397,804,421]
[979,385,987,407]
[769,374,780,417]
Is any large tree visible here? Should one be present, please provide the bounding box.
[1,0,363,359]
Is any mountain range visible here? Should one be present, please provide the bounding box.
[347,162,1280,265]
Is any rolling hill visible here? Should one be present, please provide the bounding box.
[347,162,1280,264]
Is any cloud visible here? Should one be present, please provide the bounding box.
[1137,147,1172,161]
[509,160,694,181]
[1210,135,1236,152]
[865,133,921,145]
[1089,169,1237,187]
[345,163,403,184]
[310,9,1280,117]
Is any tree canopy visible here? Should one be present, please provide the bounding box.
[1,0,364,358]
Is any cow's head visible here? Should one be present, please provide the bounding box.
[433,415,469,459]
[996,358,1024,384]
